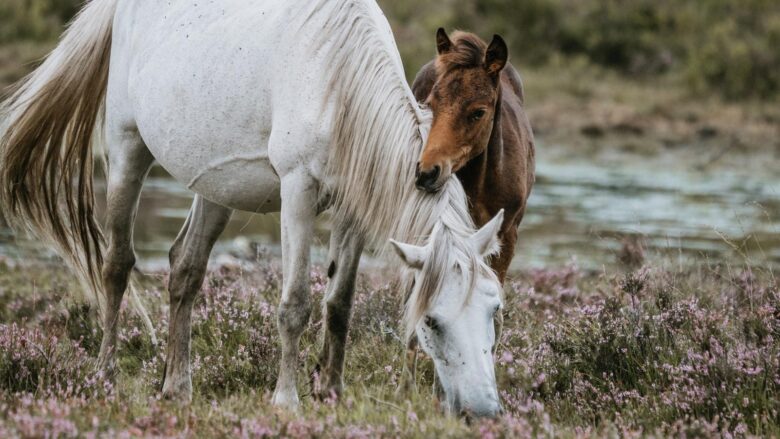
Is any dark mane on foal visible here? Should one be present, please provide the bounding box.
[435,31,488,75]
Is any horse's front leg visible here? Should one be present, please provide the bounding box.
[272,169,319,409]
[314,220,364,399]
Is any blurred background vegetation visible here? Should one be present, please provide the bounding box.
[1,0,779,100]
[380,0,780,101]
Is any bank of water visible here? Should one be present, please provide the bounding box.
[2,148,778,272]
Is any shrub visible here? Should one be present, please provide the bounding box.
[0,0,77,44]
[0,323,109,398]
[687,14,780,99]
[1,1,779,100]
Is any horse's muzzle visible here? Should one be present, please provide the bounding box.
[415,163,442,193]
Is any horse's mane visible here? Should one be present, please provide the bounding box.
[302,1,497,338]
[436,31,489,75]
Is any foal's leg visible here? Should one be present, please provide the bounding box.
[272,170,318,409]
[492,225,518,284]
[398,337,419,395]
[97,128,154,377]
[315,221,364,399]
[161,195,232,401]
[491,224,519,351]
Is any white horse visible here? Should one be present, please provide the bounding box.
[0,0,505,417]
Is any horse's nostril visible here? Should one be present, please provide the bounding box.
[415,162,421,178]
[430,165,441,180]
[415,164,442,191]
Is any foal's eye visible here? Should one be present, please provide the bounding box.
[425,315,441,333]
[469,109,486,122]
[492,305,501,317]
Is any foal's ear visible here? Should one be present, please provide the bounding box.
[436,28,453,55]
[485,34,509,77]
[390,239,428,270]
[471,209,504,257]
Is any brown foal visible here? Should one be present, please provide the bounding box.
[413,29,535,282]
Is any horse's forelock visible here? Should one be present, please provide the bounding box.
[436,31,489,76]
[402,206,498,340]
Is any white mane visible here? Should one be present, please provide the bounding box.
[304,0,498,337]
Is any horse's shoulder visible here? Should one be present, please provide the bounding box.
[501,63,525,105]
[411,60,437,103]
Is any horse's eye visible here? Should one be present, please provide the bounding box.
[425,315,441,332]
[469,109,486,122]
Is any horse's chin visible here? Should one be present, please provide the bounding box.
[416,182,444,194]
[415,175,448,193]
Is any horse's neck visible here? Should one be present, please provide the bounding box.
[319,2,452,248]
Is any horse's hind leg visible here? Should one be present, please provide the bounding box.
[97,128,154,377]
[314,220,364,399]
[161,195,232,401]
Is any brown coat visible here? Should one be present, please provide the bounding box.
[412,57,535,281]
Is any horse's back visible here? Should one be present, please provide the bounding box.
[501,64,535,185]
[498,64,535,196]
[411,60,437,103]
[109,0,331,212]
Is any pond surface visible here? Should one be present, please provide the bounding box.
[518,153,780,270]
[2,146,779,272]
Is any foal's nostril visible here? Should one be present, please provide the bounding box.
[415,165,442,191]
[415,161,421,178]
[429,165,441,180]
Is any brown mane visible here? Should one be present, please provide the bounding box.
[435,31,489,75]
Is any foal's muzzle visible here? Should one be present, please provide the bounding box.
[415,162,442,193]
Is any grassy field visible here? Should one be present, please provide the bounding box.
[0,254,777,437]
[1,2,779,437]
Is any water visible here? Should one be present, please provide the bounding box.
[2,148,779,271]
[516,156,780,269]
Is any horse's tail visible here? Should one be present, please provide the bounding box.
[0,0,121,322]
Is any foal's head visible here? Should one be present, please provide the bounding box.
[391,210,505,418]
[416,29,508,193]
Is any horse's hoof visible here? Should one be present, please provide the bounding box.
[310,368,342,401]
[95,356,118,382]
[161,388,193,403]
[312,384,342,402]
[271,389,300,411]
[161,379,193,403]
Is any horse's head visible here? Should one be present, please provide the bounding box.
[391,210,505,419]
[416,29,508,193]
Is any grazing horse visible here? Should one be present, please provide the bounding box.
[0,0,506,417]
[413,29,536,283]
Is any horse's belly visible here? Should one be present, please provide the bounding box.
[134,86,282,212]
[183,154,281,214]
[136,111,280,213]
[125,4,283,212]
